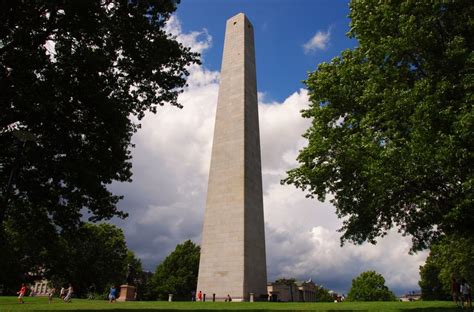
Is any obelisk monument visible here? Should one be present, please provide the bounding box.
[196,13,267,301]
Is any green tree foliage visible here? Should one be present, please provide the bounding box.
[151,240,200,301]
[284,1,474,251]
[0,0,198,290]
[314,285,333,302]
[347,271,396,301]
[2,222,130,296]
[1,212,63,294]
[48,223,129,297]
[274,278,296,285]
[419,259,449,300]
[123,251,156,301]
[125,250,144,285]
[419,235,474,300]
[134,271,155,301]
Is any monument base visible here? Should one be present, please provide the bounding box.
[117,285,136,302]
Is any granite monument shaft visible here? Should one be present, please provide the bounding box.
[196,13,267,301]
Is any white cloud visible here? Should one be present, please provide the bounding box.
[110,15,218,268]
[165,15,212,54]
[266,223,428,294]
[110,16,427,296]
[303,29,331,53]
[259,89,310,173]
[110,61,219,267]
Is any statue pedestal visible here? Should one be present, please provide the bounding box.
[117,284,136,302]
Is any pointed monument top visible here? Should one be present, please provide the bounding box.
[227,12,253,27]
[230,12,246,19]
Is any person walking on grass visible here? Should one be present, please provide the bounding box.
[109,285,117,303]
[460,278,472,310]
[48,287,55,304]
[59,286,66,299]
[17,283,27,304]
[63,283,73,303]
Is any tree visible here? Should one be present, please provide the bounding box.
[134,270,155,301]
[347,271,396,301]
[125,250,144,285]
[48,223,129,297]
[419,235,474,300]
[0,0,199,286]
[1,210,64,294]
[419,259,448,300]
[1,222,130,296]
[151,240,200,301]
[314,285,333,302]
[123,250,156,301]
[284,0,474,251]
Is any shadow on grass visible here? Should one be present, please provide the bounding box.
[34,309,461,312]
[405,309,460,312]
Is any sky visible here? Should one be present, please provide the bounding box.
[109,0,429,296]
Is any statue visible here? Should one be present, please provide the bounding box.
[118,264,137,302]
[126,264,135,285]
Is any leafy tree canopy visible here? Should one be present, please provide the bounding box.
[123,250,159,301]
[419,259,449,301]
[1,222,130,296]
[274,278,297,285]
[125,250,144,285]
[284,0,474,251]
[0,0,199,233]
[347,271,396,302]
[1,205,62,294]
[48,223,129,297]
[314,285,333,302]
[419,235,474,300]
[151,240,200,301]
[0,0,198,286]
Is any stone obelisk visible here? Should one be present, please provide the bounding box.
[196,13,267,302]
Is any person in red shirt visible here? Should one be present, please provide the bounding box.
[197,290,202,302]
[17,283,27,304]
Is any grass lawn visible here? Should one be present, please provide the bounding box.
[0,297,461,312]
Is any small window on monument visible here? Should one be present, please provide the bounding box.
[234,21,237,25]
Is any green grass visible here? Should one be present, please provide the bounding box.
[0,297,460,312]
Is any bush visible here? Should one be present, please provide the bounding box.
[347,271,396,301]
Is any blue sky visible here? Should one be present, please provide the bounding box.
[111,0,428,296]
[176,0,357,102]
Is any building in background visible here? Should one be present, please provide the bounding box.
[31,279,51,296]
[267,279,318,302]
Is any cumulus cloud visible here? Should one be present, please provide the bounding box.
[110,15,218,269]
[259,89,310,173]
[110,15,427,296]
[110,62,219,268]
[266,224,428,294]
[165,15,212,54]
[303,28,331,53]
